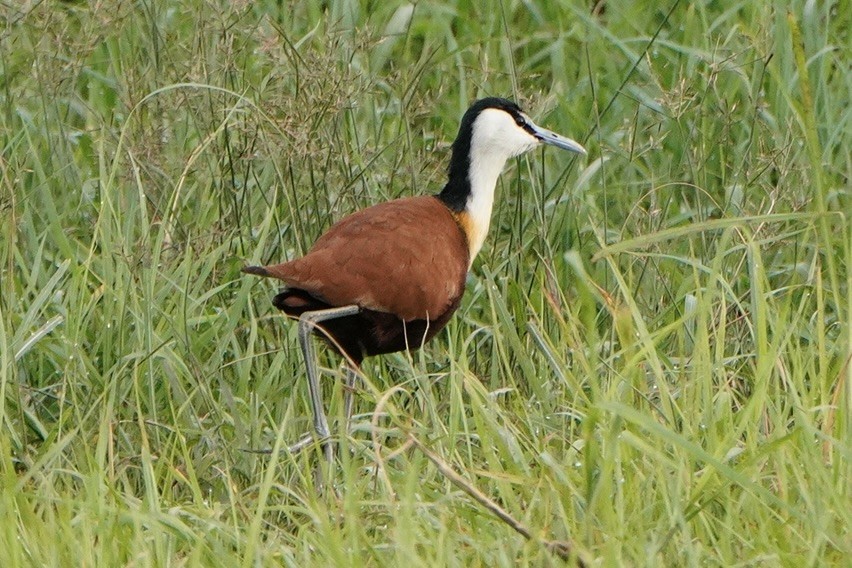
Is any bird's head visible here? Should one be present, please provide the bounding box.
[459,97,586,163]
[444,98,586,205]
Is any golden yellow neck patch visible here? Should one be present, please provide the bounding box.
[452,210,487,264]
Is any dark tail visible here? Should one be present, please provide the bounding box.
[242,265,270,277]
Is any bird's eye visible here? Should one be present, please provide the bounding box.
[514,116,526,127]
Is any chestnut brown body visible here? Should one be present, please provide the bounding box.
[245,196,469,365]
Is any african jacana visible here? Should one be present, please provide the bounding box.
[245,97,585,459]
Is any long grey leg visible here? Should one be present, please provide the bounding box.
[343,363,360,426]
[293,304,360,461]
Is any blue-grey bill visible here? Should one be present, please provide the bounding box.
[530,122,587,155]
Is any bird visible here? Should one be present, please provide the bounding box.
[244,97,586,459]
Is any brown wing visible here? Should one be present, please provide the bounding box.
[252,196,470,321]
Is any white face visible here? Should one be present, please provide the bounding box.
[470,108,541,160]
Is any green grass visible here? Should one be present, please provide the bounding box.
[1,0,849,565]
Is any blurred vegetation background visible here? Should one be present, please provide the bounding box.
[1,0,849,565]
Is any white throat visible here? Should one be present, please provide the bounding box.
[464,108,538,262]
[465,150,507,261]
